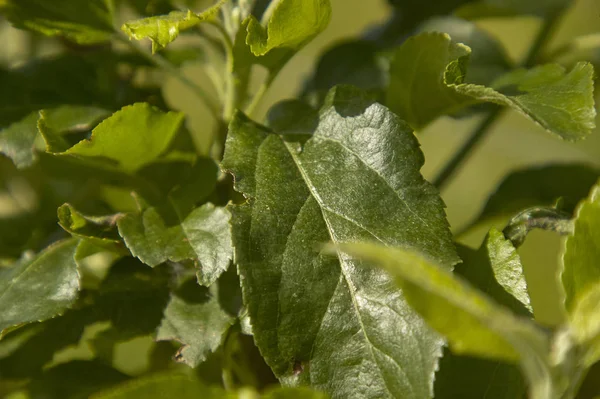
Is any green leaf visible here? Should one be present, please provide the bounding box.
[456,0,571,18]
[156,278,234,367]
[0,112,40,169]
[562,181,600,311]
[339,242,553,398]
[0,239,80,335]
[458,229,532,315]
[118,203,232,286]
[58,103,184,173]
[58,204,124,251]
[386,32,596,140]
[246,0,332,57]
[121,1,225,53]
[222,86,458,397]
[40,106,111,134]
[463,164,599,234]
[417,16,512,85]
[262,386,328,399]
[0,0,115,44]
[91,374,231,399]
[569,283,600,367]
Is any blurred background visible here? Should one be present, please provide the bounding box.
[1,0,599,378]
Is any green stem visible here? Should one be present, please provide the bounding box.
[245,73,276,118]
[433,108,503,190]
[115,34,220,117]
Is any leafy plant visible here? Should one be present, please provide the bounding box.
[0,0,599,398]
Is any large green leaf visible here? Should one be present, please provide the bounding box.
[121,1,224,53]
[569,282,600,367]
[118,203,232,286]
[339,242,552,399]
[156,278,234,367]
[246,0,332,57]
[386,32,596,140]
[0,112,40,169]
[0,239,80,335]
[562,181,600,311]
[463,164,599,234]
[55,103,184,173]
[0,0,115,44]
[222,86,458,398]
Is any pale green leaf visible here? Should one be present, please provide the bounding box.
[562,181,600,311]
[569,283,600,366]
[0,0,114,44]
[156,279,234,367]
[387,32,596,140]
[59,103,184,173]
[0,112,40,169]
[339,242,553,399]
[246,0,332,57]
[222,86,458,398]
[0,239,80,335]
[118,203,232,286]
[121,1,224,53]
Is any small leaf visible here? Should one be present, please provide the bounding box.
[246,0,332,57]
[0,0,114,44]
[222,86,458,398]
[569,283,600,366]
[59,103,184,173]
[121,1,225,53]
[0,239,80,335]
[464,164,599,234]
[339,242,553,398]
[118,203,232,286]
[562,181,600,311]
[156,278,234,367]
[0,112,40,169]
[387,32,596,140]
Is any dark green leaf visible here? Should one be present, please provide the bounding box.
[245,0,332,57]
[562,181,600,311]
[0,239,80,335]
[0,112,40,169]
[339,242,552,398]
[463,164,599,234]
[222,86,458,398]
[386,32,596,140]
[0,0,115,44]
[28,360,130,399]
[118,203,232,286]
[121,1,224,53]
[156,278,234,367]
[266,100,319,135]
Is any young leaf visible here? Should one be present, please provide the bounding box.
[222,86,458,398]
[338,242,553,398]
[562,181,600,311]
[246,0,332,57]
[569,283,600,367]
[118,203,232,286]
[0,239,80,335]
[121,1,225,53]
[386,32,596,140]
[0,112,40,169]
[156,278,234,367]
[463,164,599,234]
[0,0,115,44]
[58,103,184,173]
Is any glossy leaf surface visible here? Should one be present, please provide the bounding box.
[387,32,596,140]
[222,86,458,398]
[0,239,80,335]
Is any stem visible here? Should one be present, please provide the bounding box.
[115,34,220,117]
[433,108,503,190]
[245,73,276,118]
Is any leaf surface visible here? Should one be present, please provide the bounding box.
[0,0,114,44]
[121,1,224,53]
[222,86,458,398]
[0,112,40,169]
[58,204,124,252]
[569,283,600,366]
[387,32,596,140]
[156,279,234,367]
[0,239,80,335]
[562,181,600,310]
